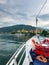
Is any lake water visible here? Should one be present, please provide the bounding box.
[0,34,31,65]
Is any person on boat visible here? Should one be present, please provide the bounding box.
[29,38,49,65]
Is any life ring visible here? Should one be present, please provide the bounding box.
[36,55,47,63]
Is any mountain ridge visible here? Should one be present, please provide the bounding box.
[0,24,36,33]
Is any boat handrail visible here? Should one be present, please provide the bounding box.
[6,43,26,65]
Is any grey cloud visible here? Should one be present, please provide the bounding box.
[0,8,12,15]
[17,12,27,17]
[38,14,49,21]
[0,0,48,27]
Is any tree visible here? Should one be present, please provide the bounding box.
[42,30,48,36]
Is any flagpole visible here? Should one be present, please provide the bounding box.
[36,17,38,36]
[35,0,47,36]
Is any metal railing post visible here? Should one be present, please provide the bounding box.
[14,58,17,65]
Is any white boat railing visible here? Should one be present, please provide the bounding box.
[6,44,26,65]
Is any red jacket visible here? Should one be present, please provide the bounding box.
[32,39,49,57]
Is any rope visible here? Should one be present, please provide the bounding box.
[36,0,47,18]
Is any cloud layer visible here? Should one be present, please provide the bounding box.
[0,0,49,29]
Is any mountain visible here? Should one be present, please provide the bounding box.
[0,24,36,33]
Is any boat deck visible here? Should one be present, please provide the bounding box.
[23,35,48,65]
[6,35,49,65]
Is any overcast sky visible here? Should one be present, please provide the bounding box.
[0,0,49,29]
